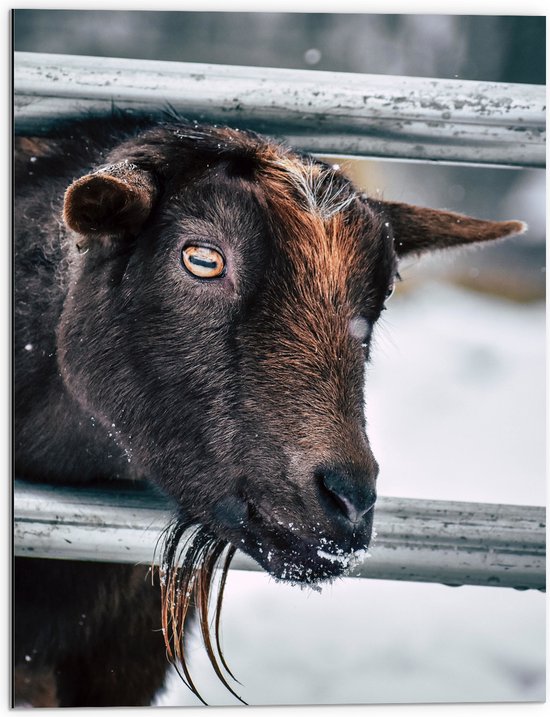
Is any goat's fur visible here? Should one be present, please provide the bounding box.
[14,115,525,706]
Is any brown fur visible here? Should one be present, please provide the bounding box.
[375,199,526,256]
[14,666,58,708]
[63,162,157,245]
[15,115,525,706]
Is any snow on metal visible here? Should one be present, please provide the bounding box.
[14,480,545,591]
[14,51,545,168]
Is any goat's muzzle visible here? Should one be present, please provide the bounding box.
[220,459,378,585]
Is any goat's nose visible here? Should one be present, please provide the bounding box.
[317,465,377,525]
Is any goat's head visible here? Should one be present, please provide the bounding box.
[59,122,524,698]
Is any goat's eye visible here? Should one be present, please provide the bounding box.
[182,245,225,279]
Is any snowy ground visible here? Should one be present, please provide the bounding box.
[154,282,545,708]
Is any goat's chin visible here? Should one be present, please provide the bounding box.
[235,524,374,586]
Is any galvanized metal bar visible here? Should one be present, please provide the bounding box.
[14,52,545,168]
[14,480,545,591]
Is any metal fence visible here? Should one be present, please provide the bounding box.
[14,480,545,590]
[13,52,546,591]
[14,52,545,166]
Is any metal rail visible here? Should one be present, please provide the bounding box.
[14,480,545,591]
[14,52,545,168]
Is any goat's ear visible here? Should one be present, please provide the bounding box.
[63,162,157,247]
[374,199,526,258]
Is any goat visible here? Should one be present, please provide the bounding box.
[14,115,525,707]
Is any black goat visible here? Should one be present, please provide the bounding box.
[14,116,524,706]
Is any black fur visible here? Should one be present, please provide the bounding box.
[14,114,522,706]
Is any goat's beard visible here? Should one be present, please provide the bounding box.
[158,522,243,705]
[157,517,370,704]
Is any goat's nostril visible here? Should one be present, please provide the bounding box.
[318,467,377,525]
[331,491,374,524]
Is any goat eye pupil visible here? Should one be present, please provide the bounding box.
[182,245,225,279]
